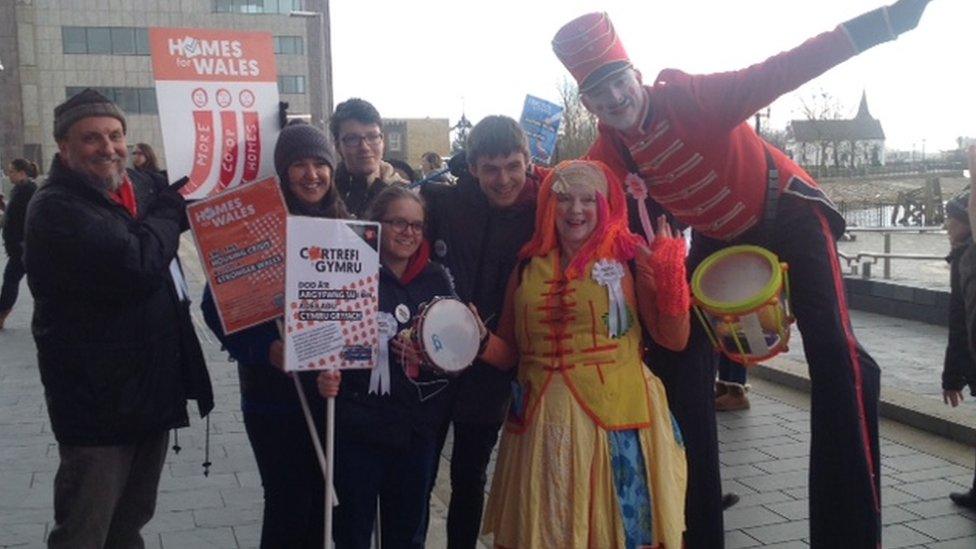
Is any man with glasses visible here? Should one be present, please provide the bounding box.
[420,116,548,548]
[329,98,406,218]
[554,2,932,547]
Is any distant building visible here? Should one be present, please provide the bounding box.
[0,0,332,173]
[382,118,450,171]
[788,92,886,168]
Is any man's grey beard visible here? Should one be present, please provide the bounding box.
[84,167,125,193]
[91,173,125,193]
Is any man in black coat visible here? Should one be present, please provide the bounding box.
[24,88,213,548]
[420,115,548,548]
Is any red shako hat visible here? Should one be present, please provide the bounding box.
[552,12,632,93]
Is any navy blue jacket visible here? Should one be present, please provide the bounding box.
[336,262,456,448]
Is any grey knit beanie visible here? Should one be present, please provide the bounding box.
[53,88,127,139]
[274,121,338,178]
[947,191,970,225]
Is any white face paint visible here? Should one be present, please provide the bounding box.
[581,69,646,132]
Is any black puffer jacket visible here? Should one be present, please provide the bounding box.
[420,155,544,423]
[945,241,976,395]
[24,156,213,446]
[2,179,37,260]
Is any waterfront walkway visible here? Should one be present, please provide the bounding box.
[2,241,975,548]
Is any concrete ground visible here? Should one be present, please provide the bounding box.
[2,240,976,548]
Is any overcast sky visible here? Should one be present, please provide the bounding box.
[331,0,971,153]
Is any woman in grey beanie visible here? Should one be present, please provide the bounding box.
[201,120,349,547]
[274,120,349,219]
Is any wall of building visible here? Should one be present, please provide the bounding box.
[405,118,450,170]
[11,0,323,175]
[0,2,26,174]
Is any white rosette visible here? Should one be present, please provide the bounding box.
[593,259,631,338]
[369,311,399,395]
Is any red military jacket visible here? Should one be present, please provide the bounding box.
[589,26,859,240]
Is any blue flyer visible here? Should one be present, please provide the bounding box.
[519,95,563,165]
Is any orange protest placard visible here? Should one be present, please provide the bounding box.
[188,177,287,334]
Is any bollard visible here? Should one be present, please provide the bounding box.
[883,233,891,279]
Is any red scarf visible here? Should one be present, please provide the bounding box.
[399,239,431,285]
[108,176,138,217]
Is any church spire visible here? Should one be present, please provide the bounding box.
[856,90,872,120]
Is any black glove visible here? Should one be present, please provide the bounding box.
[150,180,189,232]
[888,0,931,34]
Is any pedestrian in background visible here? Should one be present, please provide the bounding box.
[0,158,39,329]
[131,142,167,181]
[950,147,976,509]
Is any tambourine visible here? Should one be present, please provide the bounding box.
[406,297,481,374]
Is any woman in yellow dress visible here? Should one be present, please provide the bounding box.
[477,160,690,548]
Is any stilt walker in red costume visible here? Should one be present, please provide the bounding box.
[554,2,933,547]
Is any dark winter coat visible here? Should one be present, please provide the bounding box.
[420,159,545,423]
[2,179,37,260]
[948,241,976,395]
[201,285,325,416]
[336,262,457,448]
[24,156,213,446]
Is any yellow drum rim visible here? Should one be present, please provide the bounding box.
[691,245,783,314]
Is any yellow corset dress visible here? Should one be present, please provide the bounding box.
[483,252,687,548]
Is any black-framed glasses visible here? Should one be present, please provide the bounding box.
[382,218,424,234]
[340,132,383,148]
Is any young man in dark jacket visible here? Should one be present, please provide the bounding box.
[23,89,213,548]
[420,115,548,548]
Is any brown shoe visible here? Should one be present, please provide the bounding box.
[715,380,730,399]
[716,383,750,411]
[0,309,10,330]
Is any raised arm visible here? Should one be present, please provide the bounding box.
[676,0,932,131]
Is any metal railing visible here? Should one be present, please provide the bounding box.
[839,227,946,279]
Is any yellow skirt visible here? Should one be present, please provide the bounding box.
[483,368,686,548]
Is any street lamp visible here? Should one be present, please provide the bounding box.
[290,1,333,130]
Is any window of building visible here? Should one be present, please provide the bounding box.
[214,0,301,14]
[110,27,136,55]
[62,27,88,54]
[277,75,306,95]
[61,27,151,55]
[387,132,402,152]
[274,36,304,55]
[86,28,112,54]
[66,87,159,114]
